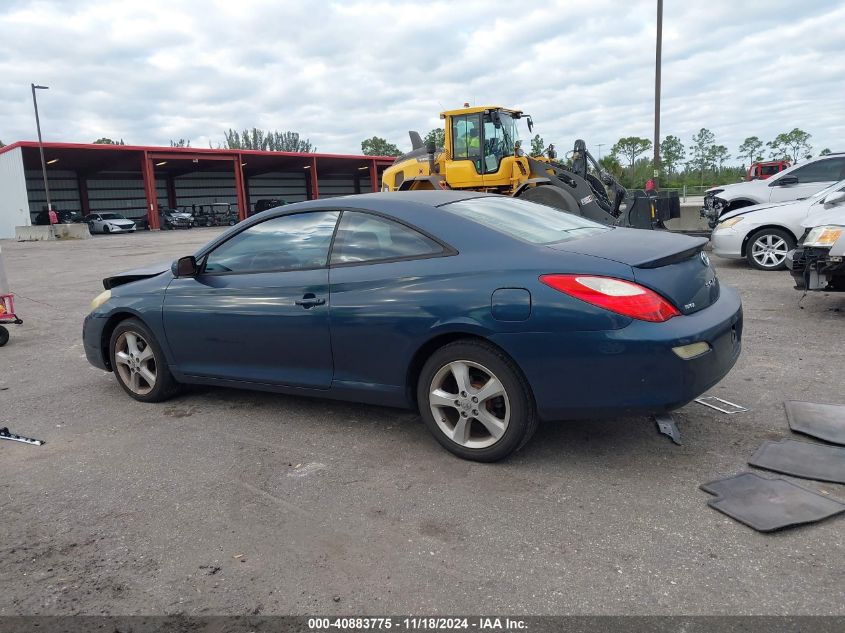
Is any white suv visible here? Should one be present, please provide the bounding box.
[701,153,845,227]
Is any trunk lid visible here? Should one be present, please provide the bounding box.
[547,228,719,315]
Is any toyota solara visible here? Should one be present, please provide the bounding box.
[83,192,742,461]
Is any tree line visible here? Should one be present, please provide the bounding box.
[603,128,832,188]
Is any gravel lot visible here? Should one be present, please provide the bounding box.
[0,229,843,616]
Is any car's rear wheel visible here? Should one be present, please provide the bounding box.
[746,228,795,271]
[417,340,538,462]
[109,318,179,402]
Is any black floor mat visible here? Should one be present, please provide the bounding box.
[700,472,845,532]
[749,439,845,484]
[785,400,845,445]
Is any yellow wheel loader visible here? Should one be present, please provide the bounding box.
[381,105,679,230]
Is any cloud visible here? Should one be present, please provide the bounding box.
[0,0,843,161]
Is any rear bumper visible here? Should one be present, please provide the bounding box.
[491,285,743,421]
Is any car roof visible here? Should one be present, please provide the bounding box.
[332,190,497,207]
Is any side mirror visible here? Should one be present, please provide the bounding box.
[173,255,198,277]
[774,175,799,186]
[823,190,845,206]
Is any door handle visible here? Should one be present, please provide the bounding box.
[295,294,326,308]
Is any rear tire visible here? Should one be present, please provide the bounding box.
[745,228,795,271]
[109,318,179,402]
[0,326,9,347]
[518,185,578,214]
[417,340,538,462]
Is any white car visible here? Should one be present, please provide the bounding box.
[86,212,136,234]
[787,200,845,291]
[711,179,845,270]
[702,153,845,226]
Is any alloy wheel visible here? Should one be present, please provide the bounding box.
[428,360,510,449]
[750,233,789,268]
[114,331,157,395]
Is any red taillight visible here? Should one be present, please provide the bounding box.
[539,274,680,322]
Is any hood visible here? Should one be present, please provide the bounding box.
[103,261,171,290]
[706,182,746,195]
[718,199,801,221]
[801,206,845,229]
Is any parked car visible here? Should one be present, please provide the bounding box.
[787,196,845,292]
[702,153,845,226]
[746,160,790,181]
[83,191,742,462]
[86,213,136,234]
[32,210,84,225]
[189,203,239,227]
[251,198,287,216]
[160,208,193,230]
[711,179,845,270]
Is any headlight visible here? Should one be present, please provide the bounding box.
[804,226,844,248]
[717,217,744,229]
[91,289,111,311]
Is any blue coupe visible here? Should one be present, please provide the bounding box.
[83,192,742,461]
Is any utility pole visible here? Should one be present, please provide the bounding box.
[31,83,52,213]
[597,143,605,161]
[653,0,663,191]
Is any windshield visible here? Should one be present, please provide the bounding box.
[99,213,126,220]
[443,196,609,244]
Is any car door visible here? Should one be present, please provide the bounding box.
[88,214,101,232]
[769,157,845,202]
[162,210,340,388]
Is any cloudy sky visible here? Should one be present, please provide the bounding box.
[1,0,843,162]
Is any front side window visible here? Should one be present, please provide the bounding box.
[444,196,608,244]
[330,211,444,265]
[204,211,339,274]
[451,114,482,161]
[482,112,519,174]
[786,158,845,183]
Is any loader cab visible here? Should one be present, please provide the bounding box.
[445,106,526,189]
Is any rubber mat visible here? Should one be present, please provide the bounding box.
[785,400,845,445]
[749,439,845,484]
[700,472,845,532]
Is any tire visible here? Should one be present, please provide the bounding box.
[416,339,538,462]
[518,185,578,214]
[103,225,111,234]
[745,228,795,271]
[0,326,8,347]
[109,318,179,403]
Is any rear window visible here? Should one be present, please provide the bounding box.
[443,196,609,244]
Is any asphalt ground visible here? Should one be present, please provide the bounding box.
[0,228,843,615]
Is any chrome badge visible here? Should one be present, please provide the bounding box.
[700,251,710,267]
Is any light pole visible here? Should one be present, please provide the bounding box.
[597,143,605,161]
[31,83,52,214]
[653,0,663,191]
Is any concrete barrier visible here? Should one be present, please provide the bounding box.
[665,202,711,233]
[15,224,91,241]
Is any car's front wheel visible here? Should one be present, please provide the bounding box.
[109,318,179,402]
[417,340,538,462]
[746,228,795,271]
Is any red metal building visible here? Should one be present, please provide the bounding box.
[0,141,395,236]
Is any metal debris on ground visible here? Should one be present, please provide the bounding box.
[0,427,45,446]
[785,400,845,446]
[694,396,748,414]
[700,472,845,532]
[749,438,845,484]
[653,413,682,445]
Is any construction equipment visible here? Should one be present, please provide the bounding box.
[381,105,680,230]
